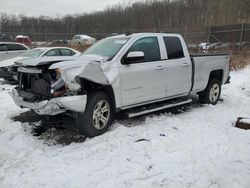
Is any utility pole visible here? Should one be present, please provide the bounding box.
[45,28,48,43]
[239,23,244,51]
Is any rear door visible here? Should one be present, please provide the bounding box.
[119,36,167,107]
[163,37,192,97]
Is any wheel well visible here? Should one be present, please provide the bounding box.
[209,70,223,83]
[79,79,116,112]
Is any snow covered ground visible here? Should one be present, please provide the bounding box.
[0,67,250,188]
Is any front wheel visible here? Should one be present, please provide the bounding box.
[76,91,113,137]
[199,79,221,105]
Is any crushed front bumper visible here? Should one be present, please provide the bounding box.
[9,89,87,115]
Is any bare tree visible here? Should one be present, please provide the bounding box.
[0,0,249,40]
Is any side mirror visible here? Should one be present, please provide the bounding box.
[125,51,144,64]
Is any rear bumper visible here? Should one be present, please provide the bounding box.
[9,89,87,115]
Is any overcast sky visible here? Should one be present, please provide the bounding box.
[0,0,131,17]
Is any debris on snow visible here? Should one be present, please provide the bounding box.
[235,117,250,130]
[134,138,150,142]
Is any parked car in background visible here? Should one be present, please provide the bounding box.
[31,41,47,46]
[0,34,14,42]
[47,40,69,46]
[198,42,210,50]
[214,42,235,49]
[0,47,80,81]
[15,35,32,46]
[71,35,96,46]
[0,42,29,62]
[198,42,220,51]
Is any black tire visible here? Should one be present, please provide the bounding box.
[198,79,221,105]
[76,91,113,137]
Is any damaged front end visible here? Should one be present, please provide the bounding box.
[9,65,87,115]
[9,55,116,116]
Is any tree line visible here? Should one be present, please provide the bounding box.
[0,0,249,40]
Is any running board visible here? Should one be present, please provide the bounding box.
[125,98,192,118]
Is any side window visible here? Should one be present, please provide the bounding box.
[60,49,75,56]
[44,49,60,56]
[128,37,161,62]
[163,37,184,59]
[0,44,7,51]
[17,44,27,50]
[7,44,26,51]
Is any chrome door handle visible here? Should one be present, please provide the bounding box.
[155,66,165,70]
[182,63,190,67]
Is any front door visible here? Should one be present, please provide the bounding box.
[119,37,167,107]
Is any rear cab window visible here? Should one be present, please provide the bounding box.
[163,37,184,59]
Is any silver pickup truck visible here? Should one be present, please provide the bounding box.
[10,33,230,137]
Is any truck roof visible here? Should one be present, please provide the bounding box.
[109,32,182,39]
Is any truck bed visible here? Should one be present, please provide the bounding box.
[190,53,230,93]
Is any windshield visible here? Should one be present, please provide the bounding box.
[21,48,47,58]
[73,36,80,40]
[84,37,129,60]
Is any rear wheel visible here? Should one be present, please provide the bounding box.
[199,79,221,105]
[76,91,113,137]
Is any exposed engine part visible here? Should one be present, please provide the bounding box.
[50,70,69,97]
[51,76,65,90]
[52,88,68,97]
[17,67,81,102]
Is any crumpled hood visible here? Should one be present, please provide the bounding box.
[16,56,77,67]
[49,54,108,69]
[48,55,117,91]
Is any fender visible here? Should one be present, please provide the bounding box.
[49,55,118,91]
